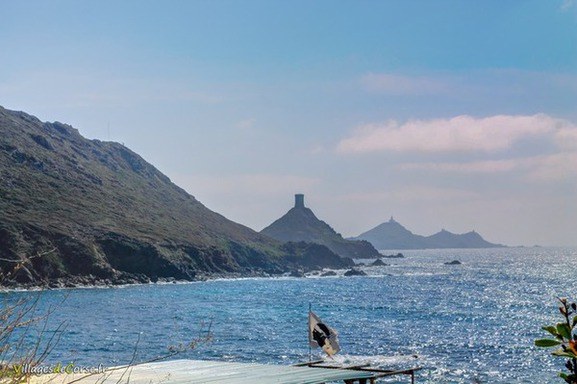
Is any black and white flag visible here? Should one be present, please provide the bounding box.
[308,311,340,356]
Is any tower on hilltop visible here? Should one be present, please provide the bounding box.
[295,194,305,209]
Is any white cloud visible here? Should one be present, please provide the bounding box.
[337,114,574,154]
[360,73,447,95]
[339,114,577,186]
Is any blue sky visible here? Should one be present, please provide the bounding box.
[1,0,576,246]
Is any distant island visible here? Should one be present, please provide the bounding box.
[261,194,380,259]
[351,217,505,250]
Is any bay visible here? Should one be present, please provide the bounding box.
[3,247,576,383]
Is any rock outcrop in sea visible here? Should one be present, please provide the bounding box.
[261,194,380,259]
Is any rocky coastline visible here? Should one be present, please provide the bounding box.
[0,107,354,289]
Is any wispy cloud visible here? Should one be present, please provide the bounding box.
[336,114,575,154]
[398,154,577,181]
[561,0,576,11]
[358,70,577,115]
[339,186,479,203]
[555,125,577,151]
[398,154,577,187]
[526,152,577,182]
[398,159,522,173]
[236,118,257,130]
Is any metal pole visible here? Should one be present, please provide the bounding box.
[308,302,312,363]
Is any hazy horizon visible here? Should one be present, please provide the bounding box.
[1,1,575,247]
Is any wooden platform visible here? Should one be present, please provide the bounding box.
[30,359,420,384]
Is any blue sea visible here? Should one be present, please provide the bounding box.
[2,247,576,383]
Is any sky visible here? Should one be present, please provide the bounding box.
[1,0,576,246]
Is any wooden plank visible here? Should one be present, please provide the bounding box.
[29,359,379,384]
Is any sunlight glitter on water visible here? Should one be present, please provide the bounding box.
[2,247,576,383]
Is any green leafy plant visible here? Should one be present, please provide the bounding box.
[535,297,577,384]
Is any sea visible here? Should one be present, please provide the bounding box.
[2,247,576,383]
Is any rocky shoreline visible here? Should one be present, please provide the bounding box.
[0,263,381,291]
[0,271,268,290]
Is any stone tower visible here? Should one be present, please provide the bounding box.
[295,194,305,209]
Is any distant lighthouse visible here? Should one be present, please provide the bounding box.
[295,194,305,208]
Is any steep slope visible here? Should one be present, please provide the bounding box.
[0,106,305,286]
[353,217,504,250]
[261,195,380,259]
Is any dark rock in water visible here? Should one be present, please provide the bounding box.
[444,260,462,265]
[371,259,388,267]
[381,252,404,258]
[344,268,367,277]
[320,270,337,277]
[356,262,366,266]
